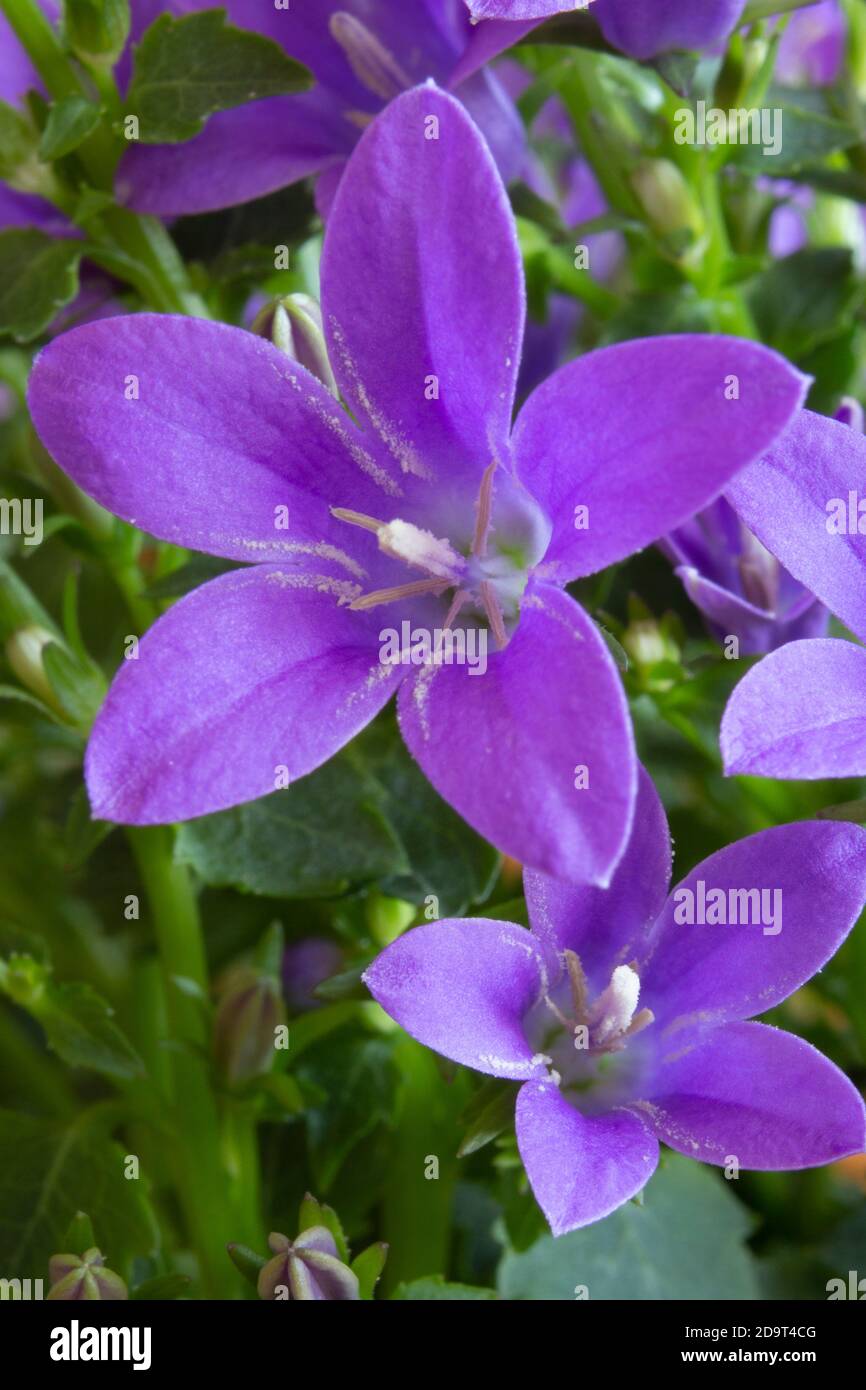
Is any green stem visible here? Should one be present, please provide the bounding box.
[0,1001,77,1117]
[127,826,235,1298]
[380,1039,470,1295]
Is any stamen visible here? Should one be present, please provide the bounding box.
[349,577,449,612]
[329,12,413,102]
[480,580,510,650]
[331,507,385,535]
[377,520,464,580]
[472,461,498,559]
[564,950,589,1023]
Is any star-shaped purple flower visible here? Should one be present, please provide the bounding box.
[364,768,866,1234]
[29,85,805,882]
[119,0,526,217]
[721,403,866,779]
[463,0,749,61]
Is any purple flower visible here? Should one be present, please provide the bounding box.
[29,87,805,882]
[364,769,866,1234]
[257,1228,359,1300]
[118,0,526,217]
[464,1,748,60]
[775,0,846,87]
[661,500,829,656]
[721,402,866,780]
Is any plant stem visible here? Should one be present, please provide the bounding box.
[127,826,235,1298]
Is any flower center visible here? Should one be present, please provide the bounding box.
[332,462,547,649]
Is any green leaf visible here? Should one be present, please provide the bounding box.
[457,1081,518,1159]
[749,248,859,359]
[65,0,130,63]
[0,229,82,343]
[497,1154,760,1300]
[297,1032,398,1192]
[141,555,239,599]
[226,1242,265,1287]
[62,1210,96,1256]
[351,1241,388,1300]
[175,753,406,898]
[0,101,41,185]
[0,1109,159,1276]
[297,1193,348,1262]
[349,714,501,917]
[131,1273,191,1300]
[393,1276,498,1300]
[735,106,859,175]
[39,96,102,161]
[0,954,145,1081]
[126,10,312,143]
[40,641,106,727]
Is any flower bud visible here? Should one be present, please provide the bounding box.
[47,1247,128,1300]
[630,159,705,258]
[257,1228,359,1301]
[64,0,131,66]
[251,294,338,397]
[5,625,59,709]
[213,964,287,1086]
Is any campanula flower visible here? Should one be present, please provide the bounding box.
[364,769,866,1234]
[721,401,866,780]
[257,1228,359,1300]
[463,1,749,60]
[28,86,806,883]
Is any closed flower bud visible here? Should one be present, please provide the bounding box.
[257,1228,359,1301]
[5,625,58,709]
[630,159,705,255]
[47,1247,127,1301]
[64,0,131,65]
[213,965,286,1086]
[251,295,339,397]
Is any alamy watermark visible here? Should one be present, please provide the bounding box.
[0,497,43,546]
[673,881,783,936]
[675,101,783,158]
[379,622,488,676]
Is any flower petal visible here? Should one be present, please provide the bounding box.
[722,637,866,779]
[397,581,636,884]
[640,820,866,1028]
[363,918,553,1080]
[118,93,346,217]
[524,765,671,989]
[28,313,407,569]
[594,0,747,60]
[727,408,866,644]
[86,566,396,824]
[516,1080,658,1235]
[639,1021,866,1168]
[449,18,540,87]
[512,337,807,583]
[321,85,524,492]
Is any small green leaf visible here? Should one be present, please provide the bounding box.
[41,641,105,727]
[351,1242,388,1300]
[227,1242,265,1287]
[749,248,858,359]
[131,1273,191,1300]
[39,96,102,161]
[65,0,131,64]
[736,106,859,175]
[458,1081,518,1159]
[393,1276,498,1300]
[62,1211,96,1256]
[126,11,312,143]
[0,230,82,343]
[297,1193,349,1263]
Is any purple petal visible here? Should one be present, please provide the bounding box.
[727,408,866,644]
[775,0,846,87]
[86,566,396,824]
[516,1080,658,1235]
[465,1,581,18]
[675,566,828,655]
[449,19,540,87]
[640,820,866,1028]
[594,0,748,60]
[118,92,347,217]
[28,314,407,568]
[456,68,527,185]
[363,918,553,1080]
[641,1021,866,1168]
[397,582,636,884]
[0,184,70,235]
[321,85,524,493]
[292,1226,339,1258]
[0,4,53,104]
[512,337,808,583]
[721,637,866,779]
[524,765,671,990]
[300,1250,360,1300]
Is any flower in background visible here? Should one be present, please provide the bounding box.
[28,87,806,884]
[463,0,749,60]
[257,1228,359,1301]
[721,402,866,781]
[775,0,846,87]
[118,0,526,217]
[364,769,866,1235]
[282,937,344,1013]
[47,1247,128,1300]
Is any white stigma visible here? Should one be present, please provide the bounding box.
[377,520,464,580]
[588,965,641,1047]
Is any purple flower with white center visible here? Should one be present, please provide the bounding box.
[364,769,866,1235]
[463,0,749,60]
[118,0,526,218]
[29,86,806,883]
[721,401,866,780]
